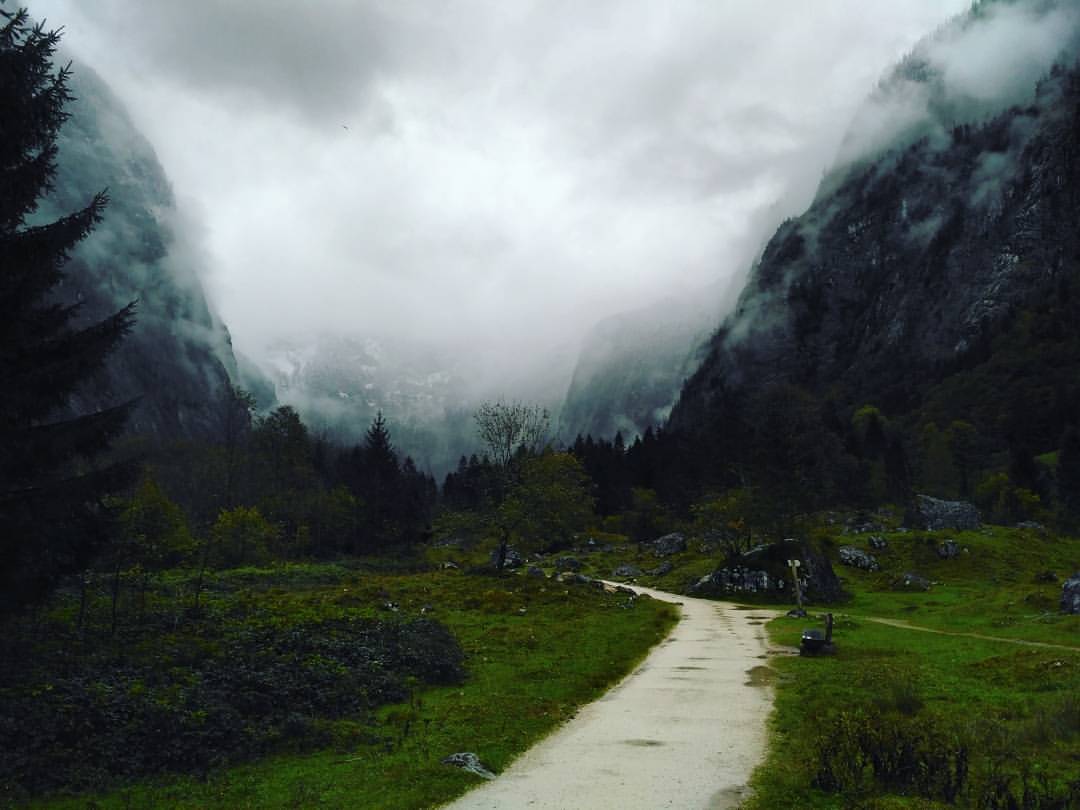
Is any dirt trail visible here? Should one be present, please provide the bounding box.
[857,615,1080,653]
[441,585,781,810]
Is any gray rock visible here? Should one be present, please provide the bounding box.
[1062,573,1080,615]
[490,546,524,569]
[612,564,644,579]
[652,532,687,557]
[526,565,546,579]
[868,535,888,550]
[787,608,808,618]
[906,495,981,531]
[838,546,880,572]
[441,752,496,780]
[894,572,932,591]
[556,571,593,585]
[440,561,459,570]
[555,556,582,572]
[690,567,774,596]
[649,561,674,577]
[936,540,962,559]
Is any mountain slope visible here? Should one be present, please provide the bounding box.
[34,63,239,440]
[671,1,1080,464]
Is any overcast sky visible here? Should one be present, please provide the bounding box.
[27,1,970,364]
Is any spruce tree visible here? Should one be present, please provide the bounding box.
[0,9,136,615]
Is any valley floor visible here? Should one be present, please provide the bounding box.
[443,586,779,810]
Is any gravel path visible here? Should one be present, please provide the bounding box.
[441,585,780,810]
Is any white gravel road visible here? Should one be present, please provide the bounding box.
[441,585,781,810]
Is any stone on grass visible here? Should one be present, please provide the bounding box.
[906,495,980,531]
[652,533,687,557]
[1062,573,1080,615]
[442,752,496,780]
[868,535,888,550]
[555,556,582,572]
[936,540,962,559]
[838,546,880,572]
[526,565,546,579]
[894,572,932,592]
[612,564,643,579]
[490,546,524,569]
[649,561,674,577]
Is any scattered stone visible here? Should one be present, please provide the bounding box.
[1016,521,1046,531]
[381,601,399,612]
[649,561,674,577]
[936,540,962,559]
[490,546,524,569]
[838,546,880,572]
[526,565,546,579]
[652,533,687,557]
[440,561,459,570]
[787,608,808,618]
[556,572,593,585]
[1062,573,1080,615]
[906,495,981,531]
[894,572,932,592]
[433,536,468,548]
[868,535,888,550]
[441,752,496,780]
[555,556,582,572]
[615,585,637,596]
[612,564,644,579]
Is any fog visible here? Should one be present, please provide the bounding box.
[27,1,971,387]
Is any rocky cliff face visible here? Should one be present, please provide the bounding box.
[671,2,1080,436]
[35,64,239,441]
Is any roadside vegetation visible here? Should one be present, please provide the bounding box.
[7,563,675,809]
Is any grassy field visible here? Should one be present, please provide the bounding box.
[14,563,677,810]
[743,523,1080,809]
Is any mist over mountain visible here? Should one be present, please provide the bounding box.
[558,282,726,442]
[33,61,239,441]
[671,0,1080,459]
[259,333,576,476]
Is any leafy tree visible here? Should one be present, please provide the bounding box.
[0,9,136,615]
[210,505,281,568]
[496,452,594,554]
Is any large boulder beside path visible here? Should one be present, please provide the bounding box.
[690,539,845,603]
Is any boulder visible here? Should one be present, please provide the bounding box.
[868,535,888,550]
[1062,573,1080,615]
[894,572,932,591]
[906,495,980,531]
[441,752,496,780]
[490,546,523,569]
[838,546,880,572]
[689,539,844,603]
[652,532,687,557]
[612,564,643,579]
[555,556,582,572]
[649,561,674,577]
[936,540,962,559]
[526,565,546,579]
[556,571,593,586]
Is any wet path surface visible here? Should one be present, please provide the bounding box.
[442,586,780,810]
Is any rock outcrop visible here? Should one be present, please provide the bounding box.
[907,496,981,532]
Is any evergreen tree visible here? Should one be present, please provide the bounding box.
[0,9,136,615]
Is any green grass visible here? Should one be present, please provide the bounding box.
[743,524,1080,809]
[21,564,677,810]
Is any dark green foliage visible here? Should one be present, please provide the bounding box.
[0,8,136,616]
[0,613,464,796]
[814,709,969,802]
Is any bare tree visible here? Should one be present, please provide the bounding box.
[474,400,550,469]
